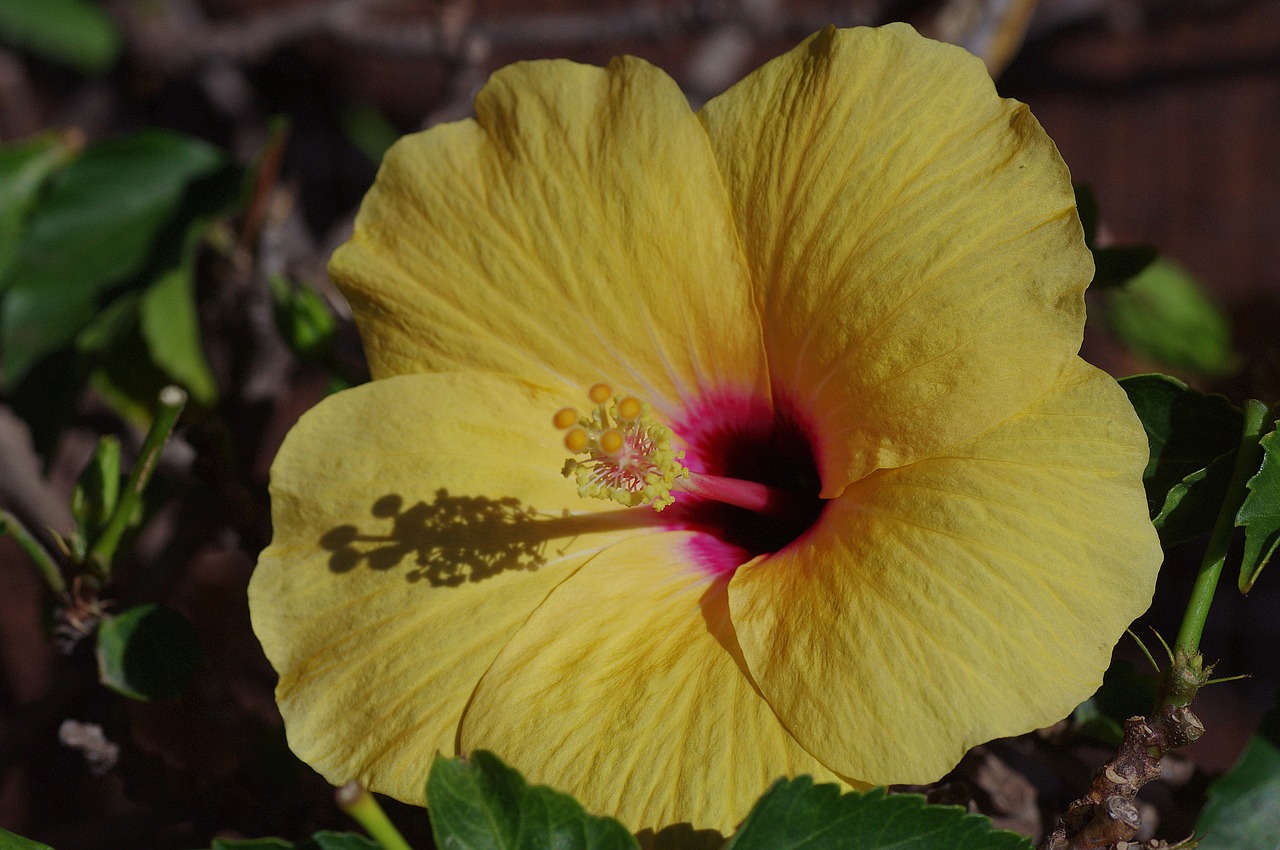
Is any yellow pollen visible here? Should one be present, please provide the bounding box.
[556,386,687,511]
[600,429,624,455]
[564,428,588,452]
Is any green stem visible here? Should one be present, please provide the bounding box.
[0,508,66,595]
[335,782,414,850]
[1174,398,1270,654]
[86,386,187,582]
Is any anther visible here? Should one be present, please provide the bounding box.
[564,428,587,452]
[599,429,624,455]
[588,383,612,404]
[553,408,578,430]
[617,397,642,420]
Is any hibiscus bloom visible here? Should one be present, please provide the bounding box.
[248,23,1162,835]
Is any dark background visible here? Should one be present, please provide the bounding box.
[2,1,1279,847]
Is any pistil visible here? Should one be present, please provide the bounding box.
[675,471,807,522]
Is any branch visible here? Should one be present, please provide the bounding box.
[1040,648,1210,850]
[117,0,878,72]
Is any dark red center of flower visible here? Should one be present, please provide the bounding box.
[668,392,827,576]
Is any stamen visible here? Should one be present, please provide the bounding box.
[599,429,625,455]
[564,428,588,453]
[557,387,687,511]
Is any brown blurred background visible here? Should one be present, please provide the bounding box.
[2,1,1279,847]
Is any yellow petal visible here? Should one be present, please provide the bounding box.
[699,24,1092,493]
[727,359,1161,783]
[458,531,851,835]
[249,372,660,802]
[329,57,767,415]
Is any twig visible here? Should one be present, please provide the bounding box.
[85,386,188,582]
[1,508,65,595]
[118,0,881,73]
[1040,649,1208,850]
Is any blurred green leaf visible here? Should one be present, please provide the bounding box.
[1119,374,1243,536]
[96,603,205,701]
[1196,695,1280,849]
[138,222,218,407]
[1075,183,1099,246]
[427,751,639,850]
[269,274,336,363]
[79,297,176,427]
[1073,184,1156,289]
[0,827,56,849]
[726,781,1032,850]
[1103,258,1238,375]
[307,835,380,850]
[0,130,223,386]
[340,102,399,164]
[0,130,81,277]
[78,222,227,426]
[210,834,378,850]
[76,289,139,355]
[0,0,120,74]
[1237,424,1280,593]
[1092,245,1158,291]
[70,434,120,560]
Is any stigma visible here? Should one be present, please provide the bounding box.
[554,384,687,511]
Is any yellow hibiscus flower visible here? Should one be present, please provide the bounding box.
[249,23,1162,836]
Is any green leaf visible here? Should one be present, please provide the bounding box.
[1153,449,1237,548]
[1237,424,1280,593]
[0,130,81,277]
[209,834,378,850]
[70,434,120,560]
[1103,258,1238,375]
[96,604,205,701]
[340,102,400,164]
[307,834,381,850]
[726,780,1033,850]
[1092,244,1157,290]
[77,297,175,427]
[1075,184,1099,247]
[0,826,56,849]
[1073,184,1156,289]
[0,129,223,386]
[1120,374,1243,538]
[426,751,639,850]
[1196,697,1280,849]
[139,260,218,407]
[0,0,120,74]
[269,274,336,362]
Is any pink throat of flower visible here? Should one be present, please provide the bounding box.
[666,391,827,576]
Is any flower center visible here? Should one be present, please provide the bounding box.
[671,393,826,574]
[555,386,826,574]
[555,384,688,511]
